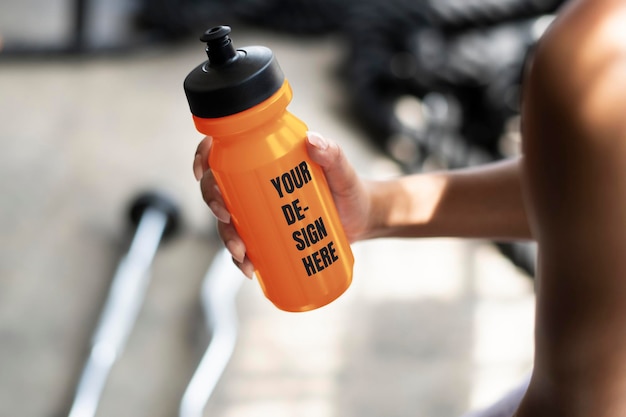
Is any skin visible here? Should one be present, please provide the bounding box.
[194,0,626,413]
[516,0,626,415]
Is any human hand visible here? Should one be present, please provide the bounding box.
[193,131,373,278]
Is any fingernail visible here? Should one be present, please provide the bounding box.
[226,239,245,263]
[307,131,329,150]
[232,257,254,279]
[193,154,203,181]
[208,201,231,223]
[241,259,255,279]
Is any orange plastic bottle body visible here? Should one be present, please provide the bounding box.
[194,82,354,312]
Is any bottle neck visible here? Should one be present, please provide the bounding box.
[193,80,293,137]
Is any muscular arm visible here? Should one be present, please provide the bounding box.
[515,0,626,415]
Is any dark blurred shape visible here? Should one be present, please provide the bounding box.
[341,0,565,169]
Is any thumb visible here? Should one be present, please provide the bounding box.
[306,131,359,198]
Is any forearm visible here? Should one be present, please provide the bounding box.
[365,157,533,241]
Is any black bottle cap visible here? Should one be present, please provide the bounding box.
[184,26,285,118]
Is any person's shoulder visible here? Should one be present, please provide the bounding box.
[535,1,626,75]
[525,0,626,134]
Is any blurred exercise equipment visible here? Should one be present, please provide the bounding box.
[67,191,180,417]
[179,248,244,417]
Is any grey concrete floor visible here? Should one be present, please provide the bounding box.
[0,8,535,417]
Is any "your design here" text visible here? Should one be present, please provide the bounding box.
[270,160,340,277]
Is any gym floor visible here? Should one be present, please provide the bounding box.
[0,2,535,417]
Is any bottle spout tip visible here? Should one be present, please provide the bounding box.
[201,25,237,67]
[200,26,231,43]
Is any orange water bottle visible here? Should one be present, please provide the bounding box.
[184,26,354,312]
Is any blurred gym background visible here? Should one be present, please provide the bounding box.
[0,1,563,416]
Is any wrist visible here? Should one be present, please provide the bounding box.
[362,174,445,240]
[359,179,391,240]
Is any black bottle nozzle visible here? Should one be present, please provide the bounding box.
[185,25,285,118]
[201,26,237,67]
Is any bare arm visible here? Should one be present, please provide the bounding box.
[195,133,532,275]
[516,0,626,415]
[365,158,531,241]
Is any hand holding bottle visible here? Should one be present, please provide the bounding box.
[193,131,373,278]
